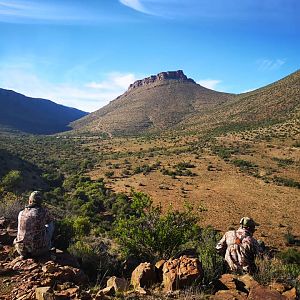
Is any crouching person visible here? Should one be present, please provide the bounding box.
[14,191,54,258]
[216,217,262,274]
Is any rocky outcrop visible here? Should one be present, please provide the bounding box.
[128,70,195,91]
[162,255,203,292]
[131,262,157,289]
[211,274,297,300]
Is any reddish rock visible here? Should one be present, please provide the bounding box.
[269,282,288,293]
[248,285,287,300]
[282,287,297,300]
[210,289,247,300]
[238,274,259,291]
[131,262,157,289]
[162,256,203,292]
[219,274,238,290]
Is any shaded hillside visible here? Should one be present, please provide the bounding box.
[0,88,88,134]
[0,148,47,192]
[182,69,300,132]
[71,70,233,135]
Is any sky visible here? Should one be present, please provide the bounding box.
[0,0,299,112]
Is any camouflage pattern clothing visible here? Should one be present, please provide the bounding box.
[216,227,262,274]
[14,204,53,256]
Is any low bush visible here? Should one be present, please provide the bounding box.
[113,191,199,261]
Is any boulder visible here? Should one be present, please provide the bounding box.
[106,276,129,293]
[269,282,288,294]
[131,262,157,289]
[248,285,287,300]
[219,274,237,290]
[210,289,247,300]
[238,274,259,291]
[282,288,297,300]
[35,286,54,300]
[162,255,203,292]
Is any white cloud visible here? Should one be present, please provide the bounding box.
[197,79,222,90]
[86,72,138,90]
[257,59,286,71]
[119,0,147,13]
[0,64,137,112]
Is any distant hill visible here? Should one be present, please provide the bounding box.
[72,69,300,136]
[71,70,233,135]
[181,69,300,132]
[0,88,88,134]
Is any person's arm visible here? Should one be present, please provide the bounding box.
[216,233,227,256]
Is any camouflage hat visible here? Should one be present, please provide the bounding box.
[29,191,43,204]
[240,217,259,228]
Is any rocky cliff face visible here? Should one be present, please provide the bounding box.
[128,70,195,91]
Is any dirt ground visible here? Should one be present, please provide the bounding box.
[87,128,300,250]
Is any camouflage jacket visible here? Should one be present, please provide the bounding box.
[15,205,53,254]
[216,227,262,273]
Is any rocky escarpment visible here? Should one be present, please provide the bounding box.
[128,70,195,91]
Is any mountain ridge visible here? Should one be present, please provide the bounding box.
[0,88,88,135]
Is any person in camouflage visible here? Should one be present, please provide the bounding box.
[14,191,54,258]
[216,217,262,274]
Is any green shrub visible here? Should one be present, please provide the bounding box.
[232,159,257,170]
[273,176,300,189]
[197,226,224,285]
[68,237,120,282]
[1,170,22,191]
[255,257,300,286]
[113,191,199,261]
[277,248,300,264]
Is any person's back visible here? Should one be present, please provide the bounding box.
[216,217,262,274]
[14,191,54,257]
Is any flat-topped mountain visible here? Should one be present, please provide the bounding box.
[0,88,88,135]
[72,70,233,135]
[128,70,195,91]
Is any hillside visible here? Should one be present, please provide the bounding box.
[181,69,300,132]
[71,70,233,135]
[0,88,88,134]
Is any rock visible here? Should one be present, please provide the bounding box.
[210,289,248,300]
[248,285,287,300]
[106,276,129,293]
[162,255,203,292]
[219,274,237,290]
[238,274,259,291]
[269,282,288,293]
[282,288,297,300]
[131,262,157,289]
[42,262,59,273]
[54,287,79,298]
[102,286,115,296]
[155,259,165,282]
[35,286,54,300]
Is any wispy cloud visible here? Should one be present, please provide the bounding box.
[257,58,286,71]
[0,62,137,112]
[86,72,138,91]
[197,79,222,90]
[119,0,148,14]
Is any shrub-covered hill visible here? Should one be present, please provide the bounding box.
[181,69,300,132]
[0,88,88,134]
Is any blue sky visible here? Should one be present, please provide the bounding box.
[0,0,299,112]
